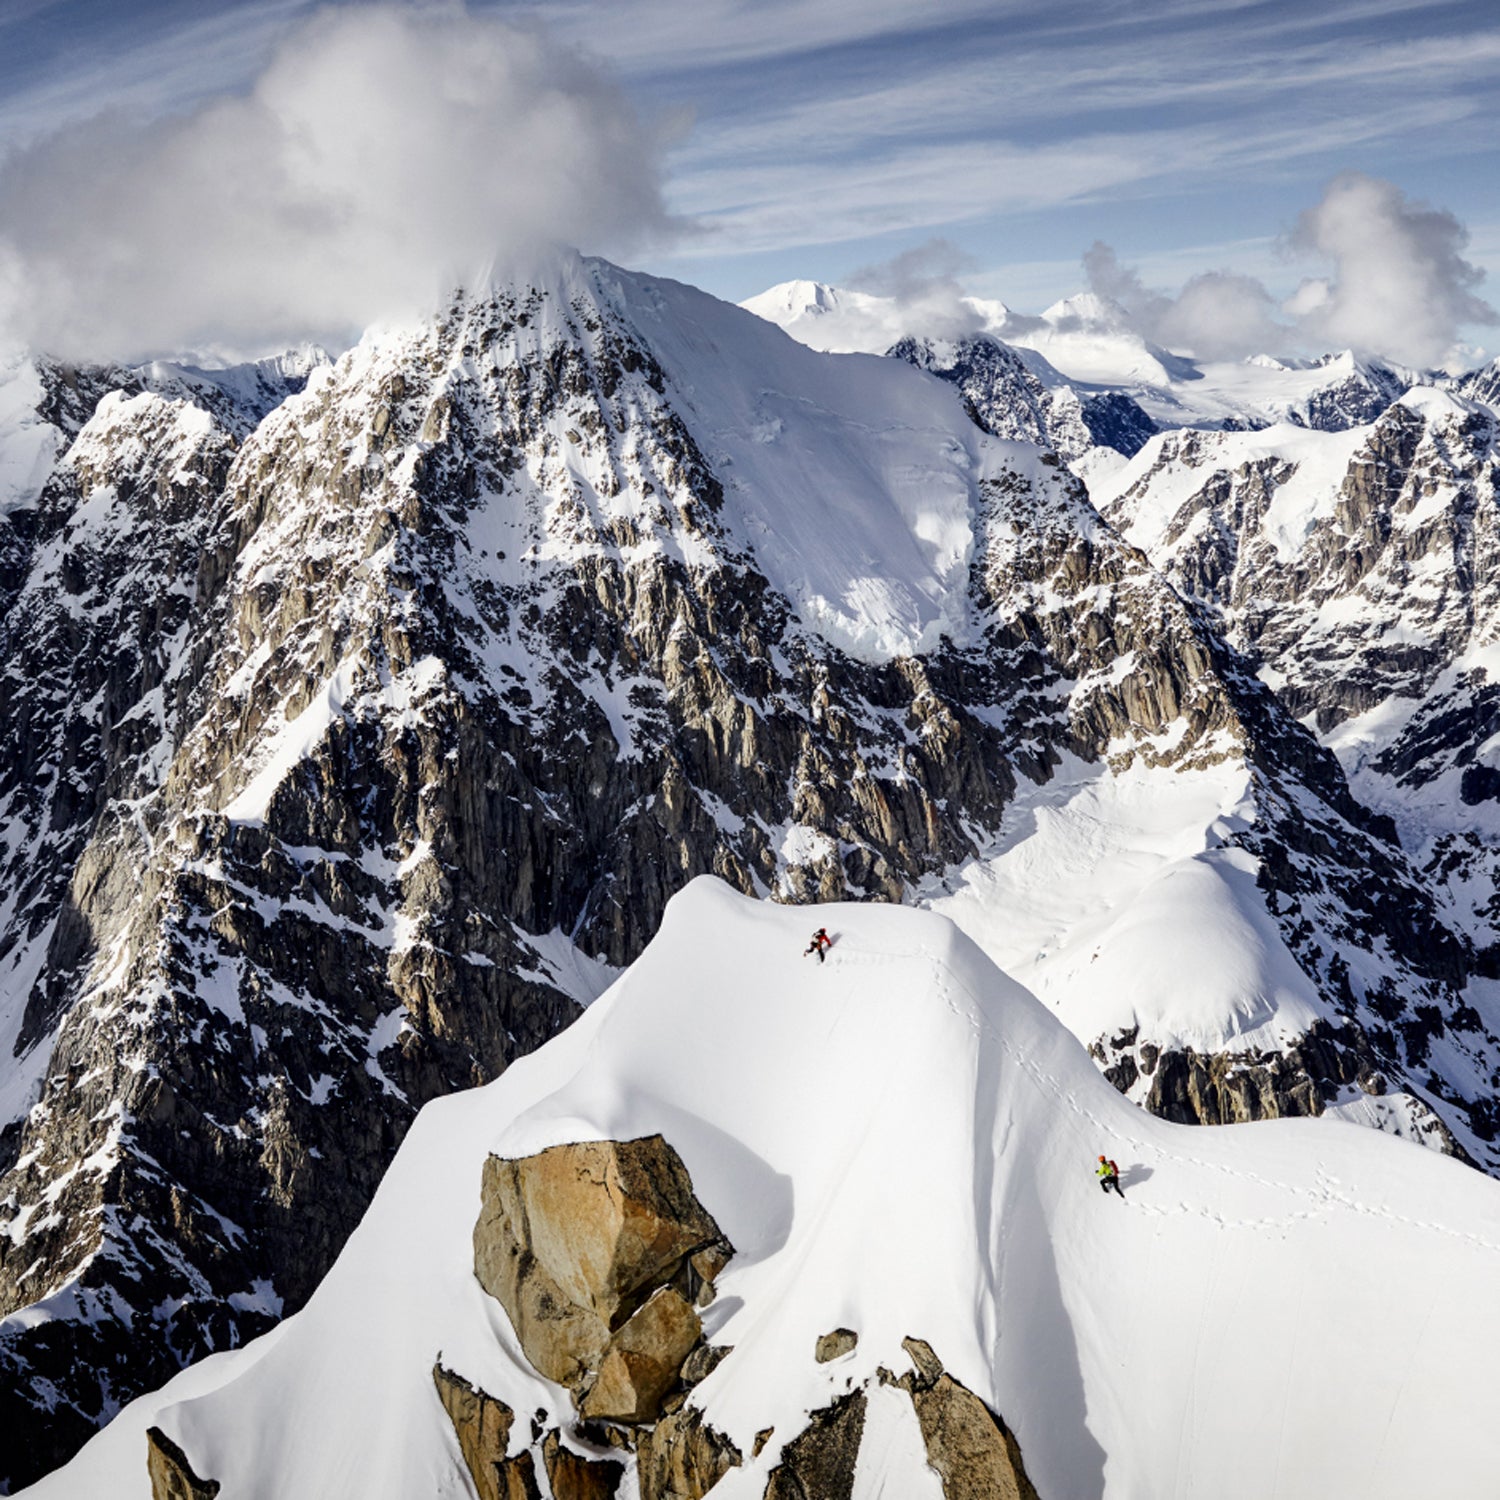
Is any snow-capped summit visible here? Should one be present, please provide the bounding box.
[5,250,1500,1488]
[30,878,1500,1500]
[739,279,1009,357]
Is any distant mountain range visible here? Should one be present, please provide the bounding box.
[2,255,1499,1489]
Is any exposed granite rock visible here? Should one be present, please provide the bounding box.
[473,1135,732,1411]
[815,1328,859,1362]
[900,1335,945,1388]
[762,1390,867,1500]
[581,1289,703,1423]
[885,1337,1041,1500]
[908,1376,1040,1500]
[146,1426,220,1500]
[542,1429,625,1500]
[431,1363,541,1500]
[679,1342,733,1385]
[636,1405,743,1500]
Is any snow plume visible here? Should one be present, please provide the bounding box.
[1084,175,1495,367]
[838,237,1023,348]
[0,6,675,361]
[847,238,985,341]
[1288,172,1498,368]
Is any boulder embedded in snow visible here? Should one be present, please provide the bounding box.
[473,1135,732,1415]
[815,1327,859,1362]
[541,1430,625,1500]
[144,1428,219,1500]
[635,1406,743,1500]
[763,1390,867,1500]
[431,1364,540,1500]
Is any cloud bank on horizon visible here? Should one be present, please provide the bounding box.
[0,5,674,360]
[1077,174,1497,368]
[826,175,1495,370]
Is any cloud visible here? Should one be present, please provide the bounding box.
[1289,171,1498,366]
[0,5,676,360]
[1083,242,1286,360]
[1083,175,1496,366]
[845,238,990,342]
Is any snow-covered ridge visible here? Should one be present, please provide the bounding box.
[31,879,1500,1500]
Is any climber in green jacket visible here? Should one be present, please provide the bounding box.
[1097,1155,1124,1199]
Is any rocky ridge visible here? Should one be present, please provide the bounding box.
[0,257,1493,1486]
[1092,386,1500,1140]
[887,336,1158,463]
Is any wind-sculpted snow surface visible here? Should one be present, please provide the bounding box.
[26,881,1500,1500]
[0,254,1493,1485]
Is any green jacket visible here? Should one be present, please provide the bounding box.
[1097,1160,1118,1179]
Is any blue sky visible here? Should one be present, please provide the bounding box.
[1,0,1497,354]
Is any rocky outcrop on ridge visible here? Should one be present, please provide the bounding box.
[145,1426,220,1500]
[454,1134,1047,1500]
[887,1338,1041,1500]
[473,1135,732,1424]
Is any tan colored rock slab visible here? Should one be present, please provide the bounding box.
[432,1362,542,1500]
[815,1327,858,1363]
[581,1287,702,1422]
[146,1427,219,1500]
[908,1373,1041,1500]
[637,1405,743,1500]
[473,1135,732,1406]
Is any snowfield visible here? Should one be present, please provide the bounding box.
[28,878,1500,1500]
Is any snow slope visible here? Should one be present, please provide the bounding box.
[917,755,1325,1058]
[29,877,1500,1500]
[574,260,1017,662]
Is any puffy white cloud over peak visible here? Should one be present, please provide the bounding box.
[1289,171,1497,367]
[0,5,676,360]
[1083,174,1495,367]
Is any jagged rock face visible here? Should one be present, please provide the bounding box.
[762,1390,867,1500]
[543,1429,626,1500]
[636,1407,742,1500]
[1284,353,1413,432]
[1103,395,1500,732]
[888,334,1156,461]
[1458,357,1500,410]
[0,261,1491,1487]
[1094,388,1500,1159]
[431,1365,536,1500]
